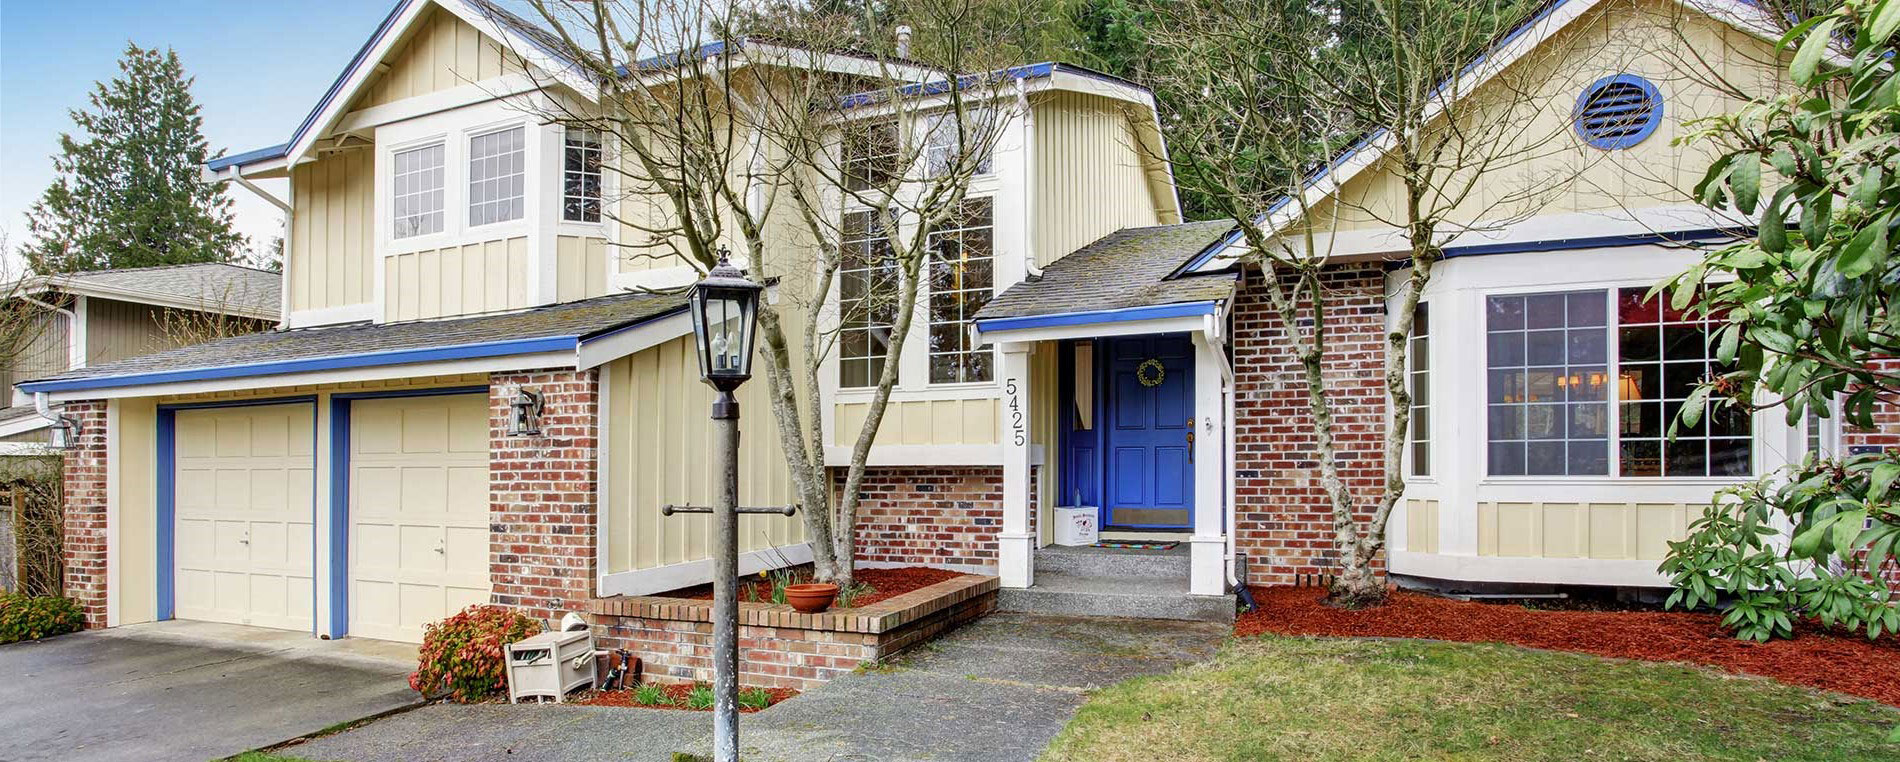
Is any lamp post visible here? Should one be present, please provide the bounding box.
[686,247,763,762]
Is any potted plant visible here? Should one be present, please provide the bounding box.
[783,583,839,613]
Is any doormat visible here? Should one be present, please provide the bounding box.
[1091,540,1179,550]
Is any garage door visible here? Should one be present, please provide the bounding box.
[349,394,491,643]
[173,403,315,631]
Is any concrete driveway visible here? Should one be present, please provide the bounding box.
[0,621,421,762]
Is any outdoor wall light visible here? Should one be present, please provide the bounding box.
[47,415,80,451]
[688,246,764,394]
[506,384,543,437]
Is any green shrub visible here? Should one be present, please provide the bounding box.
[406,605,542,702]
[0,594,84,644]
[685,682,715,709]
[633,681,672,706]
[737,686,773,710]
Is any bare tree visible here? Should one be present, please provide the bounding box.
[1148,0,1602,606]
[502,0,1034,585]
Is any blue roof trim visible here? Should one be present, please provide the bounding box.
[207,143,292,171]
[839,61,1147,109]
[18,334,576,394]
[975,301,1218,334]
[1441,227,1747,258]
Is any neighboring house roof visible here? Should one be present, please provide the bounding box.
[20,263,282,320]
[17,290,686,395]
[975,220,1238,325]
[0,406,49,439]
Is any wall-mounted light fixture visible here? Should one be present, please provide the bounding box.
[505,384,543,437]
[47,414,80,451]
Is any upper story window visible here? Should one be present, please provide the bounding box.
[1409,303,1430,477]
[839,210,897,388]
[925,111,993,179]
[468,126,525,227]
[563,127,602,223]
[1484,288,1752,477]
[392,143,445,239]
[927,197,995,384]
[843,121,901,192]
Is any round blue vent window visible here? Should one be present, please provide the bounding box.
[1573,74,1662,150]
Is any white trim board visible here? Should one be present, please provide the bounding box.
[42,351,573,402]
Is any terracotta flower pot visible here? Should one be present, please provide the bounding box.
[784,583,839,613]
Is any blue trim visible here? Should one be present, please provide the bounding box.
[154,396,319,629]
[1441,227,1745,258]
[975,301,1217,334]
[19,335,577,394]
[206,143,292,171]
[1574,74,1663,150]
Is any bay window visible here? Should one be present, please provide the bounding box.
[468,126,525,226]
[927,198,995,384]
[562,127,602,223]
[392,143,445,239]
[839,210,897,388]
[1484,287,1751,477]
[843,121,901,192]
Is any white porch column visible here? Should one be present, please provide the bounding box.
[1190,332,1228,596]
[998,342,1035,589]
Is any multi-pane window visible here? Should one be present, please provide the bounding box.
[392,143,445,239]
[468,127,526,226]
[843,121,901,192]
[1486,292,1610,475]
[839,210,897,388]
[1616,288,1750,476]
[927,198,995,384]
[1408,303,1430,477]
[562,127,602,223]
[925,111,993,179]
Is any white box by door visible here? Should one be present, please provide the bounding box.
[1053,506,1100,546]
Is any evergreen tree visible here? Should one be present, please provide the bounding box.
[23,43,245,274]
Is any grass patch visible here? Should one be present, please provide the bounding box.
[1042,636,1900,762]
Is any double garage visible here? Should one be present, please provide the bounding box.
[163,389,491,643]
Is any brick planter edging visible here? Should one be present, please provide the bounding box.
[586,574,999,689]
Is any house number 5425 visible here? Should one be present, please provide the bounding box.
[1005,378,1026,446]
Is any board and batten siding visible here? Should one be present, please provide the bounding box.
[1476,500,1697,561]
[290,150,375,314]
[602,337,803,577]
[382,237,530,322]
[350,6,524,111]
[831,399,999,447]
[555,235,612,302]
[1032,91,1165,268]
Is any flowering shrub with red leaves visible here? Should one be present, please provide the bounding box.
[407,604,542,702]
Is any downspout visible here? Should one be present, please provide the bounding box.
[21,294,80,370]
[220,165,293,327]
[1016,77,1041,278]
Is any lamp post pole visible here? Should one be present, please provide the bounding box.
[711,388,740,762]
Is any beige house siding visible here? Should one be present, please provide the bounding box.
[1032,90,1166,267]
[352,6,524,111]
[1,310,67,406]
[555,235,612,302]
[1476,501,1697,560]
[832,399,999,447]
[290,149,376,313]
[382,237,531,321]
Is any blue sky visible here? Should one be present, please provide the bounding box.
[1,0,399,272]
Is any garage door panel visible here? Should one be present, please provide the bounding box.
[401,467,447,514]
[398,525,445,573]
[173,404,314,632]
[447,466,487,517]
[449,403,488,452]
[402,408,449,453]
[445,526,486,573]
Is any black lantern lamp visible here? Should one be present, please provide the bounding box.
[688,247,764,395]
[505,383,543,437]
[47,414,80,451]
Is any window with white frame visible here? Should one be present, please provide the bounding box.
[843,121,901,192]
[927,198,995,384]
[1484,288,1753,477]
[839,210,897,388]
[1409,303,1430,477]
[392,143,445,239]
[468,126,526,226]
[563,127,602,223]
[925,110,993,179]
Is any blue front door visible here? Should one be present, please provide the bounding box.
[1104,335,1194,529]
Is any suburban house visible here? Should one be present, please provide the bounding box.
[1,263,280,449]
[20,0,1886,685]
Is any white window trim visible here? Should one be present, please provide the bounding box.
[385,134,451,251]
[924,196,999,387]
[464,121,530,234]
[558,124,606,229]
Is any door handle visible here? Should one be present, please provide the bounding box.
[1186,417,1195,462]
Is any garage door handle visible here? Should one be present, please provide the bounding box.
[433,545,444,554]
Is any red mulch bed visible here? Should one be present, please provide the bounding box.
[1238,586,1900,707]
[575,683,799,712]
[675,566,965,608]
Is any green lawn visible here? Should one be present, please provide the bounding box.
[1042,636,1899,762]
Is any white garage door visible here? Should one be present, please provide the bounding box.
[349,393,491,643]
[173,403,315,631]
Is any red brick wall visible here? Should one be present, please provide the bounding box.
[845,466,1037,571]
[1230,265,1390,585]
[59,401,109,628]
[1839,360,1900,585]
[489,370,600,627]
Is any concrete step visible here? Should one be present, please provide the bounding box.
[996,572,1235,623]
[1033,544,1191,579]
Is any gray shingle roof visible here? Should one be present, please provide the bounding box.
[975,220,1239,321]
[22,290,685,389]
[32,263,282,318]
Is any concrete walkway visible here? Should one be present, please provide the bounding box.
[287,613,1227,762]
[0,621,420,762]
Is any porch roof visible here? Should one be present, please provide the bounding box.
[17,291,687,395]
[974,220,1239,328]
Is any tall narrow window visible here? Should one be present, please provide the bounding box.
[839,210,896,388]
[843,121,900,192]
[1486,291,1610,475]
[1408,303,1430,477]
[1616,288,1751,476]
[925,111,993,179]
[468,126,525,226]
[392,143,445,239]
[928,198,995,384]
[562,127,602,223]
